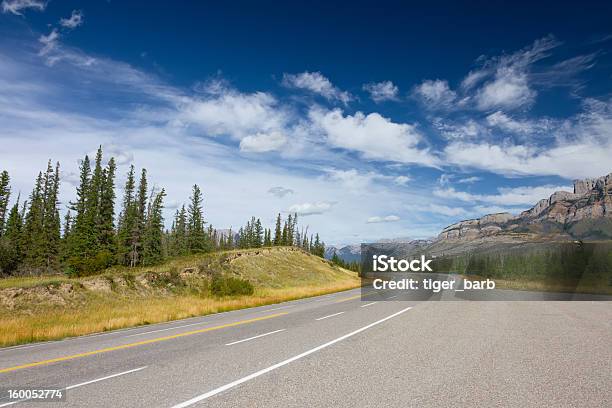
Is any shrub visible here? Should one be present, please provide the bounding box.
[210,275,254,297]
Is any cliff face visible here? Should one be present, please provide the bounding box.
[437,172,612,242]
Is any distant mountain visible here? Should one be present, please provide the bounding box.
[325,238,433,262]
[428,172,612,256]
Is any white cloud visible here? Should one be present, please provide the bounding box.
[457,176,481,184]
[38,28,59,57]
[426,204,469,217]
[309,108,439,167]
[470,36,559,111]
[239,131,287,152]
[394,175,410,185]
[475,66,535,111]
[287,201,336,216]
[413,79,457,109]
[60,10,84,29]
[362,81,399,102]
[282,71,351,104]
[433,184,571,206]
[1,0,45,15]
[433,118,486,140]
[367,215,400,223]
[486,110,552,134]
[178,86,290,143]
[267,186,294,198]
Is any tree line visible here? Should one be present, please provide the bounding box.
[0,147,326,277]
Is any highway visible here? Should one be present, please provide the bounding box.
[0,288,610,407]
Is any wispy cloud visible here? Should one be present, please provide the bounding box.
[267,186,294,198]
[1,0,45,15]
[282,71,352,104]
[60,10,84,29]
[287,201,336,216]
[366,215,400,223]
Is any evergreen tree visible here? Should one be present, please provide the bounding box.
[187,184,208,253]
[170,205,188,256]
[142,189,166,265]
[66,155,91,259]
[22,172,45,270]
[42,161,61,272]
[98,158,116,254]
[0,197,22,273]
[117,165,136,265]
[254,218,263,247]
[128,169,148,267]
[273,213,282,245]
[0,170,10,235]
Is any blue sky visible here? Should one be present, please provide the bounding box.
[1,0,611,245]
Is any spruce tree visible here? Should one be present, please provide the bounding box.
[142,189,166,265]
[128,169,148,267]
[98,158,116,254]
[273,214,282,245]
[117,165,136,265]
[0,197,22,273]
[42,161,61,272]
[0,170,10,235]
[22,172,45,270]
[67,155,91,260]
[187,184,207,253]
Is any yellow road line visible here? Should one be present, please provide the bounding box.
[0,312,288,374]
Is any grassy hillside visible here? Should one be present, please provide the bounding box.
[0,247,359,347]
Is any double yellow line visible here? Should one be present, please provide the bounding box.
[0,312,287,374]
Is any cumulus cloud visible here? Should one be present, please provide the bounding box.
[60,10,84,29]
[1,0,45,15]
[239,131,287,152]
[471,36,560,111]
[178,85,290,143]
[267,186,294,198]
[413,79,457,109]
[287,201,336,216]
[366,215,400,223]
[282,71,351,104]
[309,108,439,167]
[362,81,399,102]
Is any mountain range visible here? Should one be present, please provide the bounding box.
[329,172,612,261]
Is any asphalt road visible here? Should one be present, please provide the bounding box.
[0,289,610,407]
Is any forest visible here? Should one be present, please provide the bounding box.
[0,147,326,277]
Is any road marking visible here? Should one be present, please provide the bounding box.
[170,306,413,408]
[386,295,398,299]
[0,366,147,407]
[315,311,345,321]
[126,321,213,337]
[0,313,288,374]
[225,329,286,346]
[360,302,378,308]
[334,291,378,303]
[265,305,293,312]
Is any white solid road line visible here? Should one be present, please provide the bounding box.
[315,311,345,321]
[225,329,286,346]
[169,306,413,408]
[360,302,378,308]
[0,366,148,407]
[265,305,293,312]
[386,295,398,299]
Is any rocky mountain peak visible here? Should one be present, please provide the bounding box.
[437,172,612,242]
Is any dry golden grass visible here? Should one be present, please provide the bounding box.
[0,248,360,347]
[0,282,359,347]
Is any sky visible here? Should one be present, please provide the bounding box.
[1,0,611,245]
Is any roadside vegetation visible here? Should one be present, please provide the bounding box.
[431,241,612,294]
[0,247,359,347]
